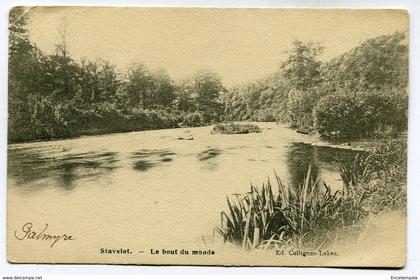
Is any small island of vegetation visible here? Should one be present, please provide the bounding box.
[212,123,261,134]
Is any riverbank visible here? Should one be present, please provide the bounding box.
[9,121,406,156]
[218,136,407,251]
[293,128,407,152]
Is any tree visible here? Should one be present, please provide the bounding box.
[314,32,409,139]
[321,32,408,94]
[174,79,196,112]
[122,63,152,110]
[149,68,175,108]
[8,7,51,140]
[286,88,319,130]
[78,59,119,105]
[278,41,324,130]
[121,63,176,110]
[242,80,265,119]
[280,40,324,90]
[193,70,224,122]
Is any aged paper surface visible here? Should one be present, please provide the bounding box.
[7,7,408,267]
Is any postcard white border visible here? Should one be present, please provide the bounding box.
[0,0,419,279]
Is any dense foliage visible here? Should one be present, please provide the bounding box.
[221,34,408,139]
[8,7,223,142]
[314,89,407,138]
[9,7,408,142]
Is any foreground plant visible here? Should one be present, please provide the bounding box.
[334,140,407,213]
[218,139,407,251]
[217,167,368,251]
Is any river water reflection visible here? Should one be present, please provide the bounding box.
[7,123,361,244]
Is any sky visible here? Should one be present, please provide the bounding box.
[26,7,408,87]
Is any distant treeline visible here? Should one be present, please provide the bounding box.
[222,34,408,139]
[9,7,408,142]
[9,8,224,142]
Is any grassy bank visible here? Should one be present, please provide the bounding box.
[217,140,406,250]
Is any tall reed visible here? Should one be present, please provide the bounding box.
[335,140,407,212]
[218,166,368,250]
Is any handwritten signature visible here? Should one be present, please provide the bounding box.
[14,222,75,248]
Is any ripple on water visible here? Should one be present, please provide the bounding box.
[131,149,176,172]
[8,147,120,190]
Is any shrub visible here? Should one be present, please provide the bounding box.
[314,89,407,139]
[334,140,407,213]
[181,111,206,127]
[256,109,276,122]
[364,140,407,212]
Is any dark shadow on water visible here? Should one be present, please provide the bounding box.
[132,149,176,158]
[287,143,320,188]
[198,148,222,161]
[198,147,222,170]
[133,160,155,171]
[8,147,120,191]
[248,158,268,162]
[286,142,363,189]
[131,149,175,172]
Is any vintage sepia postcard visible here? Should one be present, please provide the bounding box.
[7,7,408,267]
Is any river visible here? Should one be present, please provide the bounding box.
[8,122,361,250]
